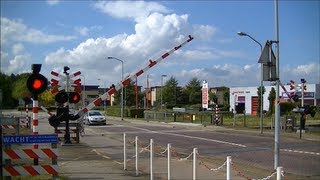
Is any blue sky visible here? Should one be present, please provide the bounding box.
[1,0,319,88]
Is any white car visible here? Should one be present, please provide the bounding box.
[84,110,106,125]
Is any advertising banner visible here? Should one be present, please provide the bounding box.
[202,80,208,109]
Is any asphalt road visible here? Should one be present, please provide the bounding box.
[83,117,320,179]
[2,110,320,179]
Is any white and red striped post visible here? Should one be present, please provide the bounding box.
[215,104,220,125]
[32,99,39,165]
[26,104,30,128]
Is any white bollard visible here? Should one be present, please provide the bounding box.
[193,148,197,180]
[277,166,283,180]
[227,156,231,180]
[123,133,126,170]
[150,139,154,180]
[167,143,171,180]
[135,136,139,176]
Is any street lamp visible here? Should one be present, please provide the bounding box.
[107,56,124,120]
[237,31,264,134]
[160,75,167,110]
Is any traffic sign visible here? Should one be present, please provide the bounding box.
[2,134,58,145]
[259,41,276,81]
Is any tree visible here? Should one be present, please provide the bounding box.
[185,77,201,105]
[223,90,230,111]
[209,91,217,104]
[114,80,143,107]
[12,73,31,102]
[39,90,55,107]
[0,73,17,108]
[162,76,178,108]
[268,87,276,114]
[257,86,266,116]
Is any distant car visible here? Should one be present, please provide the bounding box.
[84,110,106,125]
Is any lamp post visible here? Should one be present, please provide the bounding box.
[160,75,167,110]
[237,31,264,134]
[107,56,124,120]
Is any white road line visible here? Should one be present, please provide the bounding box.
[127,126,247,148]
[281,149,320,156]
[91,149,111,159]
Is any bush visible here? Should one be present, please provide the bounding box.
[279,102,295,116]
[130,109,145,118]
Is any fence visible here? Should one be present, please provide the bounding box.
[122,133,285,180]
[2,134,59,179]
[144,110,224,125]
[1,117,20,135]
[54,122,80,143]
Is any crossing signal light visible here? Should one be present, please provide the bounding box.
[54,91,80,104]
[55,91,69,104]
[27,65,48,96]
[27,74,48,95]
[69,92,80,103]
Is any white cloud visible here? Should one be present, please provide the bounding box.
[0,17,75,45]
[93,1,170,22]
[12,43,25,55]
[46,0,60,6]
[174,63,261,87]
[281,63,320,84]
[1,44,32,74]
[193,25,216,41]
[74,26,103,36]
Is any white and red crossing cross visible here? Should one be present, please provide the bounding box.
[50,71,82,94]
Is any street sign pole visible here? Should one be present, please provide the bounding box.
[64,67,72,144]
[274,0,280,170]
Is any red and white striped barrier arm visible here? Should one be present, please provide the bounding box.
[1,125,17,129]
[279,81,295,103]
[3,165,59,176]
[75,35,194,118]
[3,148,58,159]
[40,106,54,117]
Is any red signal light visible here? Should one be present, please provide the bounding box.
[27,74,48,95]
[69,92,81,103]
[33,79,43,89]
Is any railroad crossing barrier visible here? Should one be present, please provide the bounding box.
[1,117,20,135]
[122,133,285,180]
[54,122,80,143]
[1,134,59,179]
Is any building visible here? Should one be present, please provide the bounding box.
[209,86,229,105]
[229,84,320,115]
[81,85,110,107]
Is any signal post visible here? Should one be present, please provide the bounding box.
[50,66,81,144]
[26,64,48,165]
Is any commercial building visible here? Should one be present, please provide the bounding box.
[229,84,320,115]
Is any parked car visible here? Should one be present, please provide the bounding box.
[84,110,106,125]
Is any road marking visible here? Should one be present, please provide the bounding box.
[281,149,320,156]
[91,149,111,159]
[128,126,247,148]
